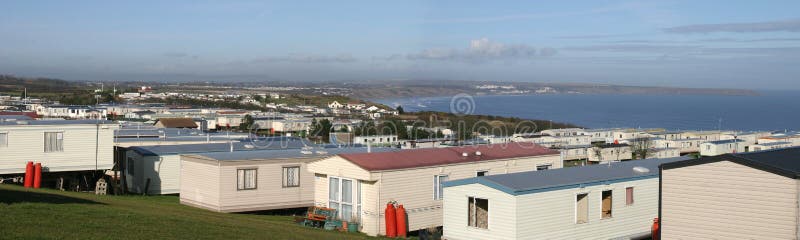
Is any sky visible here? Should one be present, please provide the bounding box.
[1,1,800,89]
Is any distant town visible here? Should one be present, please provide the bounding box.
[1,76,798,239]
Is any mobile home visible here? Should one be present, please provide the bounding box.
[0,120,117,175]
[306,142,560,236]
[660,148,800,239]
[699,139,746,156]
[443,157,688,240]
[124,137,309,194]
[180,147,388,213]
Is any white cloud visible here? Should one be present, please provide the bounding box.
[405,38,556,62]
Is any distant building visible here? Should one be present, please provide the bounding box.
[699,139,746,156]
[153,117,199,129]
[353,135,399,146]
[588,143,632,163]
[748,141,793,152]
[328,101,344,109]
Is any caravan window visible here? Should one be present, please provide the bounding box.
[468,197,489,229]
[576,193,588,224]
[237,169,257,190]
[44,132,63,152]
[626,187,634,206]
[434,175,448,200]
[329,177,360,221]
[0,132,7,148]
[601,190,613,219]
[282,166,300,187]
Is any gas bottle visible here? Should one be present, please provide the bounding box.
[385,203,397,237]
[396,204,407,238]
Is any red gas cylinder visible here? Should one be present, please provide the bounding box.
[651,217,660,240]
[33,163,42,189]
[24,161,34,188]
[396,204,407,238]
[384,203,397,237]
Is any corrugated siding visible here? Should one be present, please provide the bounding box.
[148,155,181,194]
[442,184,517,240]
[126,153,181,195]
[514,178,658,239]
[360,180,381,236]
[661,160,798,240]
[307,156,371,180]
[0,124,116,174]
[216,160,314,212]
[179,157,221,211]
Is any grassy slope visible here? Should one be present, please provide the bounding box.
[0,184,379,240]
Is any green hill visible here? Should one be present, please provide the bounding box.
[0,184,380,240]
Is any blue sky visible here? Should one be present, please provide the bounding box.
[1,1,799,89]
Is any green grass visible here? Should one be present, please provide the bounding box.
[0,184,381,240]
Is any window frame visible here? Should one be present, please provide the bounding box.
[600,190,613,219]
[467,196,489,229]
[127,157,135,175]
[328,176,360,221]
[0,131,8,148]
[43,131,64,153]
[433,174,449,200]
[237,168,258,191]
[536,164,552,171]
[625,186,635,206]
[282,165,301,188]
[575,192,589,224]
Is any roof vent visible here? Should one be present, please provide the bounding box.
[243,144,254,149]
[301,150,313,155]
[462,152,469,157]
[632,166,650,173]
[475,151,482,156]
[316,151,328,155]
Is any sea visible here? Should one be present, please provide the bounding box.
[375,91,800,132]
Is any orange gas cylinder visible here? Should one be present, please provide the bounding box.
[385,203,397,237]
[651,218,660,240]
[33,163,42,189]
[396,204,407,238]
[24,161,34,188]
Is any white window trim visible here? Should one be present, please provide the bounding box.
[466,195,490,230]
[600,189,614,220]
[43,131,65,153]
[328,176,360,220]
[0,131,7,148]
[433,174,449,200]
[574,191,590,224]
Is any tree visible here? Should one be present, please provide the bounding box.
[309,119,332,143]
[629,137,655,159]
[396,105,405,114]
[239,114,255,130]
[591,146,604,163]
